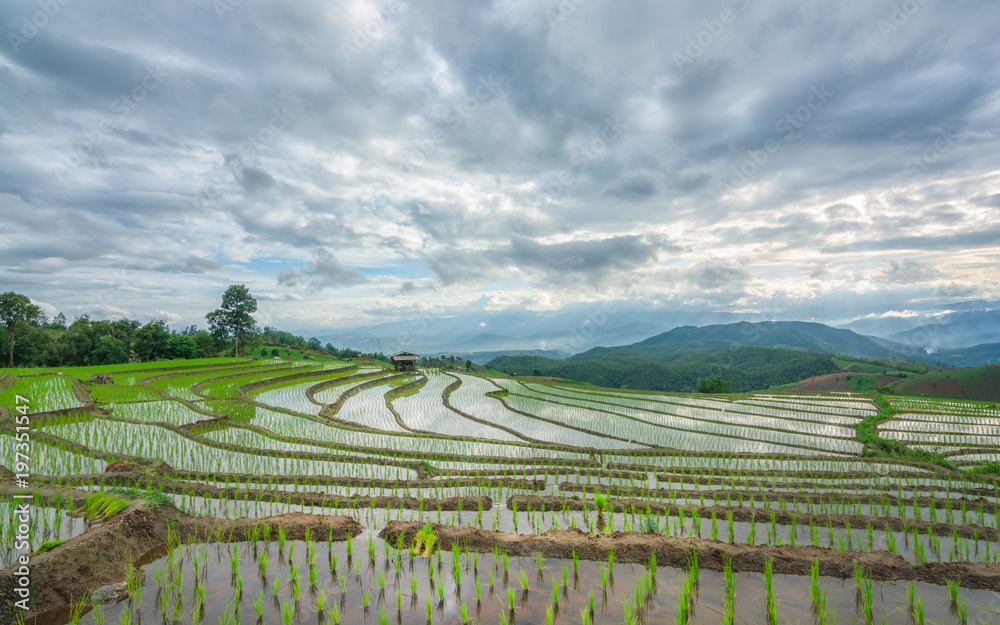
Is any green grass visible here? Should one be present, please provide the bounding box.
[963,461,1000,476]
[87,384,165,404]
[194,398,259,422]
[108,487,173,508]
[259,345,348,363]
[855,395,952,468]
[79,492,131,521]
[845,374,879,392]
[244,367,367,398]
[33,539,67,555]
[0,358,250,380]
[193,364,319,398]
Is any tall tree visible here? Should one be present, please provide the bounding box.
[0,292,43,367]
[132,320,171,362]
[206,285,258,357]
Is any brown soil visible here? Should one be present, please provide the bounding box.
[896,376,966,398]
[0,481,362,623]
[785,372,867,392]
[103,461,138,473]
[378,520,1000,589]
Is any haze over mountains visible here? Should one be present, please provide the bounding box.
[300,300,999,367]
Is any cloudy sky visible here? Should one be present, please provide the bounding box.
[1,0,998,332]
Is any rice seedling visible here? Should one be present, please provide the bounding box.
[764,556,776,625]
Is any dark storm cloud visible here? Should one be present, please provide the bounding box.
[685,259,753,291]
[426,233,679,287]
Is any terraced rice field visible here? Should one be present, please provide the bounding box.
[1,359,998,624]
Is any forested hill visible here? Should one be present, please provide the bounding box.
[484,320,907,392]
[487,345,837,393]
[633,320,894,357]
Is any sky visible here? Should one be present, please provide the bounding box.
[1,0,998,333]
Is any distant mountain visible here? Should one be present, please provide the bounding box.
[486,320,894,392]
[838,302,999,349]
[920,343,1000,368]
[426,349,569,365]
[633,321,895,358]
[296,307,745,356]
[886,310,1000,349]
[292,300,999,363]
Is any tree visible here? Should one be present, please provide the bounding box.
[53,312,67,329]
[91,336,129,365]
[271,347,280,357]
[697,376,733,394]
[0,292,43,367]
[206,285,258,357]
[133,320,171,362]
[166,334,198,360]
[307,337,322,351]
[533,369,543,377]
[465,360,473,371]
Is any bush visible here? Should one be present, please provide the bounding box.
[697,376,733,393]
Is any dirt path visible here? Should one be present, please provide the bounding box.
[0,481,362,623]
[379,520,1000,589]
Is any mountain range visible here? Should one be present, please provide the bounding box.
[297,300,999,367]
[485,320,1000,393]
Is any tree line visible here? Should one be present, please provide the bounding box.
[0,286,386,368]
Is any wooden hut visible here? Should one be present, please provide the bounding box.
[388,351,419,371]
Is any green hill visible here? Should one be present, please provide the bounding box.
[488,345,837,393]
[635,321,895,357]
[485,321,998,394]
